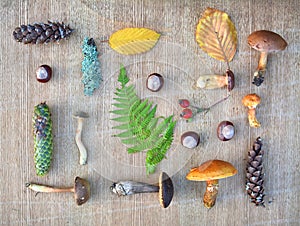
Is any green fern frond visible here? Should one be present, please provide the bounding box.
[111,65,176,174]
[118,64,129,87]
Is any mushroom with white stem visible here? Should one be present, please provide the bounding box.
[186,160,237,208]
[73,112,89,165]
[26,176,90,206]
[242,93,261,128]
[247,30,287,86]
[110,172,174,208]
[196,69,235,92]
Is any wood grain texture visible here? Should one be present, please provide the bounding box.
[1,0,299,225]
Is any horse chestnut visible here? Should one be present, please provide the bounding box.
[36,65,52,83]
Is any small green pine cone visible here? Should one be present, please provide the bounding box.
[81,37,102,96]
[32,102,53,176]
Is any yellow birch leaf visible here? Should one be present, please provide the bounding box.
[109,28,161,55]
[195,8,237,63]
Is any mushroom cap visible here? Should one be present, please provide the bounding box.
[159,172,174,208]
[247,30,287,52]
[242,93,261,108]
[226,69,235,92]
[73,111,89,119]
[74,176,90,205]
[186,159,237,181]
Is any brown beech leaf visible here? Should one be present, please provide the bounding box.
[195,8,237,63]
[109,28,161,55]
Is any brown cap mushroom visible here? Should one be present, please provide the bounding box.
[247,30,287,86]
[159,172,174,208]
[110,172,174,208]
[186,159,237,208]
[26,176,90,206]
[73,177,91,205]
[242,93,261,128]
[196,69,235,92]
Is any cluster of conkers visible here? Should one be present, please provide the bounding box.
[180,121,235,150]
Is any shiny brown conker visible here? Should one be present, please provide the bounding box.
[181,131,200,149]
[36,65,52,83]
[217,121,235,141]
[146,73,164,92]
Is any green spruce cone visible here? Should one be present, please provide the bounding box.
[81,37,102,96]
[13,21,73,44]
[32,102,53,176]
[246,137,265,206]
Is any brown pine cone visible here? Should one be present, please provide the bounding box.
[13,21,73,44]
[246,137,265,206]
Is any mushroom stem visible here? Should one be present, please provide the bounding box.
[73,112,89,165]
[196,75,227,89]
[257,51,268,72]
[253,52,267,86]
[110,181,159,196]
[203,179,219,209]
[247,108,261,128]
[75,118,87,165]
[26,183,74,193]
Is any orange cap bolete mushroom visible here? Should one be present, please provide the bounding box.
[247,30,287,86]
[186,159,237,208]
[242,93,261,128]
[110,172,174,208]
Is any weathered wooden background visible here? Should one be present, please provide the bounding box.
[1,0,299,225]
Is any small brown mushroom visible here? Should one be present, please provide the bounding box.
[181,131,200,149]
[186,160,237,208]
[73,112,89,165]
[217,121,235,141]
[242,94,261,128]
[146,73,164,92]
[110,172,174,208]
[196,69,235,92]
[26,176,90,206]
[247,30,287,86]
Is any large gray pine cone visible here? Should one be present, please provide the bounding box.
[246,137,265,206]
[13,21,73,44]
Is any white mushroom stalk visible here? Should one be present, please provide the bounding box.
[73,112,89,165]
[110,172,174,208]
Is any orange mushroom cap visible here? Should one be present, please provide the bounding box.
[247,30,287,52]
[186,159,237,181]
[242,93,261,109]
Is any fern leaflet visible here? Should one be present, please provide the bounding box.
[111,65,176,174]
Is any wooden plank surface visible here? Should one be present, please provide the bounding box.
[1,0,299,225]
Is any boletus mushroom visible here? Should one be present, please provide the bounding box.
[247,30,287,86]
[186,160,237,208]
[110,172,174,208]
[196,69,235,92]
[26,176,90,206]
